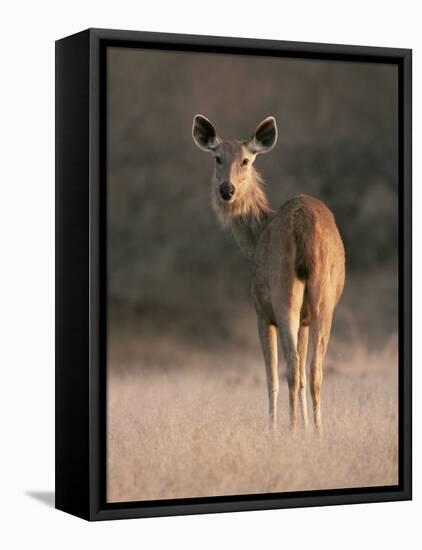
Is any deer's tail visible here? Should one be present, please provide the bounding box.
[294,207,314,282]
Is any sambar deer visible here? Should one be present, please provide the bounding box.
[192,114,345,434]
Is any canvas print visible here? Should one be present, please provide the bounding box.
[106,47,398,503]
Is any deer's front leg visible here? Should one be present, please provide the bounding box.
[257,316,279,431]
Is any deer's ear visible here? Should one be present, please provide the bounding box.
[247,116,278,155]
[192,114,221,152]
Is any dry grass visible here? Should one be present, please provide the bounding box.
[107,337,398,502]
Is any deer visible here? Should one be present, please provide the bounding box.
[192,114,345,434]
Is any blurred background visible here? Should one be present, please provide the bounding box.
[106,46,399,503]
[107,46,398,362]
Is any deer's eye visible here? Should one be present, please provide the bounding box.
[215,156,222,164]
[241,158,249,166]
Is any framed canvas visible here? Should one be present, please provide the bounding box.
[55,28,412,521]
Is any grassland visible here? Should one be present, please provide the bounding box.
[107,327,398,502]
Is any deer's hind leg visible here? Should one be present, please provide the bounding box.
[297,323,309,427]
[308,303,333,435]
[273,277,305,430]
[257,317,279,431]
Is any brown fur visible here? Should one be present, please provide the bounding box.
[192,115,345,433]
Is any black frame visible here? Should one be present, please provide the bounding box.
[55,28,412,521]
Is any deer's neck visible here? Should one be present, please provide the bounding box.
[230,211,271,260]
[222,172,273,261]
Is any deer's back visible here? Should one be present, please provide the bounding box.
[253,195,345,317]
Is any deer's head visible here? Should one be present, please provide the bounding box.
[192,115,277,222]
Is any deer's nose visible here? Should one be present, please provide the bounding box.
[219,182,235,201]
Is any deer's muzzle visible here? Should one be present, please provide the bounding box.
[219,182,235,201]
